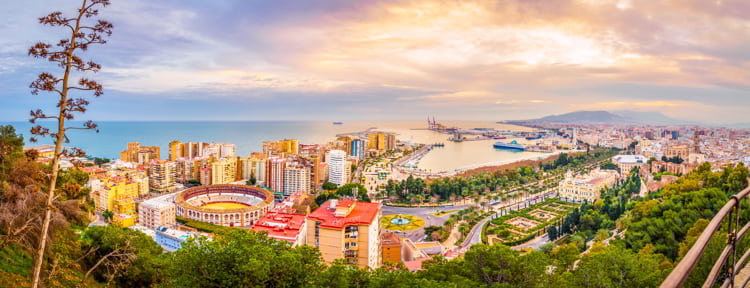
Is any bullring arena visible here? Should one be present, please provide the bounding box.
[175,184,274,227]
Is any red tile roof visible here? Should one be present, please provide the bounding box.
[307,199,380,229]
[251,212,306,242]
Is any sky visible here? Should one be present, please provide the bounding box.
[1,0,749,124]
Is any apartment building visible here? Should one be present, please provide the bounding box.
[283,164,310,195]
[263,139,299,155]
[138,199,176,229]
[307,199,381,269]
[328,150,347,186]
[210,158,237,185]
[367,133,396,152]
[148,161,177,193]
[267,157,287,192]
[251,212,307,247]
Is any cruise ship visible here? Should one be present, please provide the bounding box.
[493,140,525,151]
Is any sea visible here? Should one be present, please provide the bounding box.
[2,120,550,173]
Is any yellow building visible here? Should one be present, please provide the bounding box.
[210,158,237,185]
[112,214,135,228]
[263,139,299,155]
[307,200,381,269]
[113,197,136,215]
[120,142,160,164]
[148,161,178,193]
[169,140,183,161]
[98,181,140,212]
[367,133,396,152]
[337,136,352,155]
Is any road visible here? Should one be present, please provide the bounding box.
[460,216,492,249]
[513,234,550,250]
[382,156,609,249]
[381,204,472,242]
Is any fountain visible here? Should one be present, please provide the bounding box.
[390,217,411,226]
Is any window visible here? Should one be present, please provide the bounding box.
[345,225,358,239]
[314,221,321,247]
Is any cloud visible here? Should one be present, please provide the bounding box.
[1,0,749,123]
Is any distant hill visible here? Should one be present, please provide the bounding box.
[504,110,692,125]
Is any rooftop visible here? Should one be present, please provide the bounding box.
[140,199,174,210]
[251,212,306,242]
[307,199,380,229]
[380,232,401,247]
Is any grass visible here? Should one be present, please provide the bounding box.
[0,244,33,276]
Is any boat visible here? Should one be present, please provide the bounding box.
[525,134,542,140]
[493,136,507,140]
[332,122,343,125]
[493,140,525,151]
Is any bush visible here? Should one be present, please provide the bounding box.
[176,216,238,235]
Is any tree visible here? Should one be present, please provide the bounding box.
[167,230,324,287]
[550,243,579,273]
[102,210,114,223]
[569,245,668,287]
[547,226,558,241]
[337,183,370,202]
[246,176,256,186]
[322,182,338,191]
[27,1,114,287]
[0,125,25,178]
[80,225,166,287]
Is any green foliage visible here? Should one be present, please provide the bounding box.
[102,210,114,223]
[0,243,33,276]
[599,162,618,170]
[93,157,110,165]
[322,182,338,191]
[568,245,670,287]
[81,225,167,287]
[176,216,238,235]
[166,230,324,288]
[337,183,370,202]
[246,176,257,185]
[625,164,741,260]
[188,179,200,185]
[0,125,25,180]
[548,226,558,240]
[662,155,684,164]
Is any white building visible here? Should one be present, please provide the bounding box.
[328,150,347,186]
[558,169,618,203]
[283,164,310,195]
[138,199,176,230]
[612,155,648,174]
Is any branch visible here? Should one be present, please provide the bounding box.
[80,247,121,285]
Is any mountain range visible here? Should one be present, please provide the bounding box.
[504,110,694,126]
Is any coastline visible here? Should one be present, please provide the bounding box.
[450,149,585,178]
